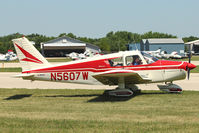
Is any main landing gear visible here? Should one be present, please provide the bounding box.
[106,81,141,97]
[105,77,141,97]
[157,82,182,93]
[108,88,134,97]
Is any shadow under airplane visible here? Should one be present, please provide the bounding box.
[4,94,32,100]
[88,91,173,102]
[3,91,173,101]
[44,94,101,98]
[42,91,171,102]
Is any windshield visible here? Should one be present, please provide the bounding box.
[141,51,158,64]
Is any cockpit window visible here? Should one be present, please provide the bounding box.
[108,57,123,67]
[126,55,143,66]
[141,51,158,64]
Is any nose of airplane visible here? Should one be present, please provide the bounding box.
[187,63,196,70]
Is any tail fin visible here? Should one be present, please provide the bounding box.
[12,37,50,72]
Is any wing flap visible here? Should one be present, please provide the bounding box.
[92,69,151,85]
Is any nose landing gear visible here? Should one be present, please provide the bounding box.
[157,82,182,93]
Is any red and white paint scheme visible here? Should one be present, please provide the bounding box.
[12,37,196,96]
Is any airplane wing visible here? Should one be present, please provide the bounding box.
[92,69,151,85]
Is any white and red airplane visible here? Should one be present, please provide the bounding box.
[0,50,18,61]
[12,37,196,96]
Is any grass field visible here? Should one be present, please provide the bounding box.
[190,65,199,73]
[46,58,72,62]
[0,58,71,63]
[0,60,19,63]
[0,89,198,132]
[168,56,199,61]
[0,67,22,72]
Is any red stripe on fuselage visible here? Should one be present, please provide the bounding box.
[22,59,186,74]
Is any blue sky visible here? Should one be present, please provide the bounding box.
[0,0,198,38]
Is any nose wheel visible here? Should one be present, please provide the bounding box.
[157,83,182,93]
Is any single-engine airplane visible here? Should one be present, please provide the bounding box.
[0,50,18,61]
[12,37,196,97]
[144,48,162,58]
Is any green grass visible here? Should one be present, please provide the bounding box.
[0,67,22,72]
[189,56,199,61]
[0,88,198,132]
[165,56,199,61]
[0,60,19,63]
[46,58,72,62]
[191,65,199,73]
[0,58,71,63]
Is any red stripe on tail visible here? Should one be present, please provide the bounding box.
[15,43,43,64]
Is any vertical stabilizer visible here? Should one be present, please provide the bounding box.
[12,37,50,72]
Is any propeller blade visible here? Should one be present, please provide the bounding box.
[188,53,191,63]
[187,44,191,79]
[188,44,191,63]
[187,68,190,80]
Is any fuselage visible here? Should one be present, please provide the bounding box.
[21,51,193,85]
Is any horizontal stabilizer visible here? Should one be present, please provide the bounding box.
[12,73,34,78]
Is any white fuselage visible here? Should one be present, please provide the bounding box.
[24,68,186,85]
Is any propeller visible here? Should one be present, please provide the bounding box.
[187,66,190,80]
[187,45,192,80]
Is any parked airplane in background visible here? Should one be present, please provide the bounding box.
[0,50,18,61]
[66,50,101,60]
[65,52,79,60]
[144,49,162,58]
[161,51,182,59]
[145,49,183,59]
[12,37,196,97]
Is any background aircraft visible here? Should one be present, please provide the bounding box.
[160,51,182,59]
[12,37,196,97]
[0,50,18,61]
[145,49,183,59]
[144,49,162,58]
[66,50,101,60]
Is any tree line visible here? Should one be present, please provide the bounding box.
[0,31,198,54]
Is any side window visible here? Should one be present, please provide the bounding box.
[126,55,143,66]
[141,51,158,64]
[108,57,123,67]
[126,56,133,66]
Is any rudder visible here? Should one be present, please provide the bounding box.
[12,37,50,72]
